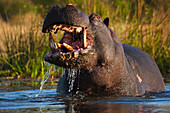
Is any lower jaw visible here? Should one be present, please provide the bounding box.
[44,48,94,68]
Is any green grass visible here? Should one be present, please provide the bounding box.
[0,0,169,80]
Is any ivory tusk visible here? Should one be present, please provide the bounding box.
[83,28,87,48]
[63,43,73,51]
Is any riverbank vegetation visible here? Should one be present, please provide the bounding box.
[0,0,169,80]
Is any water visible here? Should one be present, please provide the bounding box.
[36,62,52,97]
[36,67,79,97]
[66,68,79,92]
[0,86,170,113]
[36,62,80,97]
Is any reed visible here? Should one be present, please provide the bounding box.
[0,0,169,79]
[0,14,62,80]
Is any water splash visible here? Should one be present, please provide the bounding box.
[66,68,80,92]
[35,61,51,97]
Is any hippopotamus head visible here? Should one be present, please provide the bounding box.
[43,4,116,69]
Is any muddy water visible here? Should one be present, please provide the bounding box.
[0,85,170,113]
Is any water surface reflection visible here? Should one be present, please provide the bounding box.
[0,86,170,113]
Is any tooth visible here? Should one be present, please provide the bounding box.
[83,28,87,48]
[57,43,62,48]
[54,42,57,48]
[54,26,58,33]
[76,28,81,33]
[63,43,73,51]
[74,51,79,58]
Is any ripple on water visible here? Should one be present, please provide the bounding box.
[0,87,170,112]
[0,74,170,113]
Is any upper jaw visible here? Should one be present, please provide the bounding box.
[42,4,89,33]
[42,4,94,67]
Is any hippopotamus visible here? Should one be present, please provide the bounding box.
[42,4,165,96]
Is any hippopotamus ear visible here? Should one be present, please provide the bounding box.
[103,17,109,27]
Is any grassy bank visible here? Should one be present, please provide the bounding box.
[0,0,169,80]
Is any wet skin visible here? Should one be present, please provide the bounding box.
[42,4,165,96]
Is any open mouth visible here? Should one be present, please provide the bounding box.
[47,24,93,56]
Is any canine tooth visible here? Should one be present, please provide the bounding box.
[63,43,73,51]
[83,28,87,48]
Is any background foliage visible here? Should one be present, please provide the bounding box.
[0,0,169,80]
